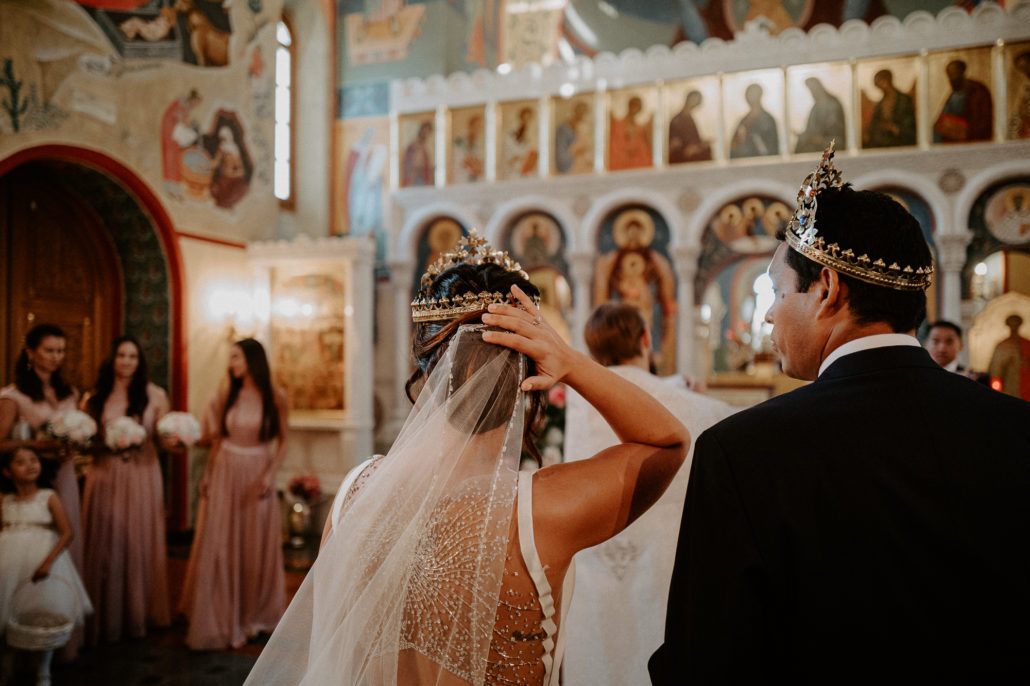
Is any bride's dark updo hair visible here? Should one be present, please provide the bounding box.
[407,262,544,463]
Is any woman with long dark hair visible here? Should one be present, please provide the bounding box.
[80,336,172,644]
[178,338,289,650]
[246,233,689,685]
[0,324,84,574]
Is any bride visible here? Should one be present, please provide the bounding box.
[245,233,689,685]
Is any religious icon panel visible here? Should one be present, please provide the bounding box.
[502,212,573,342]
[927,46,994,145]
[412,217,468,297]
[1004,41,1030,141]
[857,56,919,150]
[447,106,487,184]
[722,69,785,160]
[606,87,656,171]
[270,271,347,414]
[550,93,595,175]
[786,62,852,154]
[593,205,676,373]
[497,100,540,180]
[695,194,788,379]
[663,77,720,165]
[398,111,436,188]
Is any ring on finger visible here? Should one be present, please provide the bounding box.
[532,315,542,326]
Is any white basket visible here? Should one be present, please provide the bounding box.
[5,576,77,652]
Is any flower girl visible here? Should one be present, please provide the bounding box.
[0,447,92,676]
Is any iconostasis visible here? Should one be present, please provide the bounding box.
[380,4,1030,408]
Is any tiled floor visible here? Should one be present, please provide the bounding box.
[3,540,314,686]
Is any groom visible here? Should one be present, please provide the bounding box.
[649,148,1030,682]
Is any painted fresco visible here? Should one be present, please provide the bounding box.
[858,56,919,149]
[82,0,233,67]
[502,2,566,69]
[927,46,994,144]
[551,93,594,175]
[398,111,436,187]
[336,116,390,263]
[344,1,426,65]
[786,62,850,153]
[594,206,676,374]
[1005,41,1030,140]
[664,77,719,164]
[502,212,573,341]
[448,106,487,184]
[607,88,655,171]
[724,69,784,159]
[951,176,1028,301]
[497,100,540,180]
[163,103,255,209]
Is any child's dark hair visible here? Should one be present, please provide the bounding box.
[407,263,545,464]
[0,447,56,493]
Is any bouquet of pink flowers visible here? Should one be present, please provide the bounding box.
[104,416,147,453]
[156,411,202,447]
[41,409,97,448]
[288,473,322,502]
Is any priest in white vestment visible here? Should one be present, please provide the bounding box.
[562,302,735,686]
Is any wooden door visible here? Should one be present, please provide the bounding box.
[0,163,120,392]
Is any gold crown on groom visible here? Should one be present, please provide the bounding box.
[411,230,539,323]
[784,141,934,292]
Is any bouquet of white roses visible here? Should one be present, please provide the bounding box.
[104,416,147,454]
[41,409,97,448]
[156,411,202,447]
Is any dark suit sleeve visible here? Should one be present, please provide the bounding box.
[649,430,771,684]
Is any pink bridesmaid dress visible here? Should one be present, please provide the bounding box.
[81,382,172,644]
[0,384,83,573]
[178,389,285,650]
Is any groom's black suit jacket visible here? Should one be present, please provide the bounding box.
[649,345,1030,684]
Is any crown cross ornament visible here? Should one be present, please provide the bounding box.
[412,230,540,323]
[784,141,933,292]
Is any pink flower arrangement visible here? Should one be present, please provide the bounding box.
[288,473,322,502]
[547,383,566,409]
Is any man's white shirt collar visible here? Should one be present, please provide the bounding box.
[943,359,960,373]
[818,333,921,377]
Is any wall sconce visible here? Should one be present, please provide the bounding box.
[207,286,258,342]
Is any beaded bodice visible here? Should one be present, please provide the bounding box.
[341,462,568,686]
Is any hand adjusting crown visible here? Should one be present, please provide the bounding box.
[412,230,539,323]
[784,141,934,292]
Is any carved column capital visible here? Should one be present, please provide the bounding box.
[935,233,972,273]
[568,251,595,286]
[671,245,701,283]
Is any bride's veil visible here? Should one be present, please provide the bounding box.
[245,324,526,685]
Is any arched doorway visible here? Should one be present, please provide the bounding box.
[0,146,188,528]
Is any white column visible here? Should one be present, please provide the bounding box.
[568,251,595,353]
[935,232,972,324]
[672,245,700,377]
[348,243,375,462]
[388,260,415,435]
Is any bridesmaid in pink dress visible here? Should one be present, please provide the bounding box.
[80,336,173,644]
[178,338,289,650]
[0,324,83,573]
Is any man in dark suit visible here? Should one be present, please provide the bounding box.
[649,148,1030,683]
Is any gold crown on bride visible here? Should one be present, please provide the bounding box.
[784,140,934,292]
[411,230,539,323]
